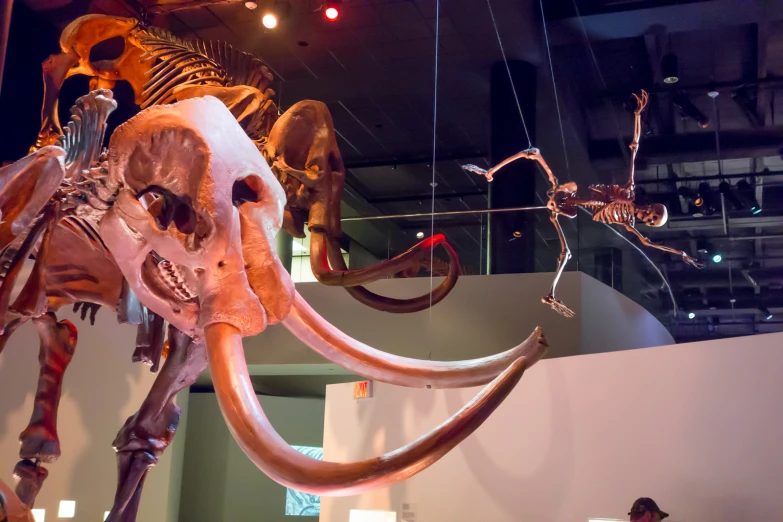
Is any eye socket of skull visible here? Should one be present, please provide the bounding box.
[640,203,668,227]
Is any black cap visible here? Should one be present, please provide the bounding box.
[629,498,669,519]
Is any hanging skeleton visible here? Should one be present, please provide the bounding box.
[463,91,702,318]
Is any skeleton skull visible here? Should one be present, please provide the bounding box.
[637,203,668,227]
[100,96,294,338]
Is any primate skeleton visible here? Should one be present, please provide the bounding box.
[464,91,702,318]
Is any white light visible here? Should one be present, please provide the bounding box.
[58,500,76,518]
[262,13,278,28]
[104,512,111,521]
[292,240,308,253]
[349,510,396,522]
[688,312,696,320]
[31,509,46,522]
[416,231,424,239]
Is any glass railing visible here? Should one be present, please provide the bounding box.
[281,204,678,332]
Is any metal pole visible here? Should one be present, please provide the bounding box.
[276,230,293,274]
[0,0,13,98]
[340,205,547,222]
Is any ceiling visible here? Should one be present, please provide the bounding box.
[11,0,783,342]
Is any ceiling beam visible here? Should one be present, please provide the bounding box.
[548,0,783,45]
[589,127,783,167]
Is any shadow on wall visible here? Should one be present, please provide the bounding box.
[444,363,574,520]
[0,309,166,521]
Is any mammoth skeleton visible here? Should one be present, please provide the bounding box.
[32,13,459,315]
[0,90,548,521]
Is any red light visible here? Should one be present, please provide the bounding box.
[324,6,339,20]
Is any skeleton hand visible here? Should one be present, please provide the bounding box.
[681,252,704,269]
[461,164,493,182]
[542,296,575,318]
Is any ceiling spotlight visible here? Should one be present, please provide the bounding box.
[712,253,722,263]
[759,305,773,321]
[323,0,341,21]
[719,181,744,211]
[688,311,696,320]
[262,12,278,28]
[673,92,709,128]
[678,186,703,207]
[696,238,709,255]
[245,1,258,8]
[736,179,761,215]
[698,182,716,215]
[661,53,679,84]
[416,231,425,239]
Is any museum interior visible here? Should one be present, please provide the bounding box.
[0,0,781,521]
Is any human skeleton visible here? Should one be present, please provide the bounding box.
[464,91,702,317]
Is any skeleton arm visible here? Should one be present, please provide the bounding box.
[625,90,649,193]
[622,224,703,268]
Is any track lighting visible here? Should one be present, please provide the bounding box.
[687,311,696,320]
[759,305,773,321]
[696,239,721,263]
[698,182,716,215]
[416,231,424,239]
[323,0,341,21]
[731,87,763,127]
[719,181,743,211]
[736,179,762,215]
[661,53,679,84]
[673,92,709,128]
[678,186,703,206]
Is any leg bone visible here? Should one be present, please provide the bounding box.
[106,326,207,522]
[19,313,77,462]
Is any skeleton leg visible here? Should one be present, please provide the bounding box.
[19,312,77,463]
[106,325,207,522]
[622,224,703,268]
[541,214,575,318]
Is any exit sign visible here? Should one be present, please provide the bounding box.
[354,381,373,399]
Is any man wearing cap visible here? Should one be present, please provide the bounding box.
[629,498,669,521]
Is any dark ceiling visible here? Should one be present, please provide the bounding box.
[6,0,783,342]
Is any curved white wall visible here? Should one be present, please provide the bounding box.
[321,332,783,522]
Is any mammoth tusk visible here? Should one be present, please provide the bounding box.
[311,231,460,314]
[283,292,547,388]
[206,322,534,495]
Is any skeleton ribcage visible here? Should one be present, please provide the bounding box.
[584,185,635,225]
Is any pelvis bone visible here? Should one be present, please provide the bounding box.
[99,95,548,495]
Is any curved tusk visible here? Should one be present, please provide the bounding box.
[206,322,532,495]
[283,292,547,388]
[310,231,450,286]
[311,231,460,314]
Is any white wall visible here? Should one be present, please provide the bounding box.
[0,310,185,522]
[245,272,673,366]
[178,394,325,522]
[321,332,783,522]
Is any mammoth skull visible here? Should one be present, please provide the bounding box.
[98,95,548,495]
[100,95,293,337]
